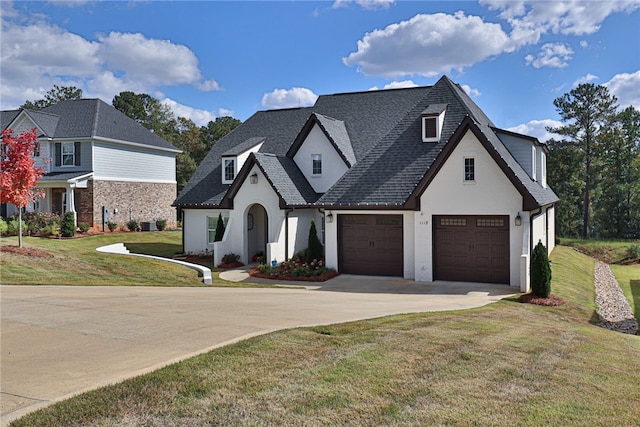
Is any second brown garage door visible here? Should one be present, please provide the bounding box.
[433,215,510,284]
[339,214,403,276]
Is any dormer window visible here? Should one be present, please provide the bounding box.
[222,157,236,184]
[421,104,447,143]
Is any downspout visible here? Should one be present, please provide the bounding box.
[529,207,543,250]
[284,208,293,261]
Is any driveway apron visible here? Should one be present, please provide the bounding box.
[1,279,514,425]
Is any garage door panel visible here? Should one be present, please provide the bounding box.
[434,215,509,284]
[339,215,403,277]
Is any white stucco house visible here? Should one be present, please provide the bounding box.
[1,99,180,228]
[174,76,558,291]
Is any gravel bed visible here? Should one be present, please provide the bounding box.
[594,261,638,335]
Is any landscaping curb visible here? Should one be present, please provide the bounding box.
[96,243,212,284]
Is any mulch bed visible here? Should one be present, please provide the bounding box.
[218,262,245,269]
[248,267,339,282]
[0,245,54,258]
[518,293,566,306]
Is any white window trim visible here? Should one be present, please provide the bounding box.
[62,142,75,167]
[222,157,236,184]
[312,153,322,176]
[422,110,445,143]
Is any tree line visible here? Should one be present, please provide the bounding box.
[21,86,242,194]
[547,83,640,239]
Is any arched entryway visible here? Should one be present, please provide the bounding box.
[247,204,268,263]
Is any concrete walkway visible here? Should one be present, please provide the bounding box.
[1,275,515,425]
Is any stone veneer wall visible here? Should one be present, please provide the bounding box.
[91,180,178,229]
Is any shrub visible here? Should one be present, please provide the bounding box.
[42,223,60,236]
[24,212,61,236]
[221,253,240,264]
[214,213,225,242]
[107,221,118,232]
[627,243,640,260]
[531,240,552,298]
[60,212,76,237]
[7,218,27,236]
[0,218,7,235]
[155,218,167,231]
[78,222,91,233]
[307,219,323,263]
[126,219,139,232]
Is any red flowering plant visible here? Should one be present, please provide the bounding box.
[1,129,47,247]
[256,250,336,280]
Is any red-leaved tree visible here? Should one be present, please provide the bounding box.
[1,128,45,247]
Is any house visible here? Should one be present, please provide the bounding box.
[174,76,558,291]
[1,99,180,228]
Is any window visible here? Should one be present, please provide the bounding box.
[532,146,537,181]
[62,142,75,166]
[207,216,217,244]
[312,154,322,175]
[33,141,40,157]
[223,158,235,182]
[423,117,437,139]
[464,157,475,182]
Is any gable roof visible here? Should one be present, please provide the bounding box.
[1,99,179,153]
[287,113,356,167]
[174,76,558,211]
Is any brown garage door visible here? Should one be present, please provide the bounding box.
[339,214,403,276]
[434,215,509,284]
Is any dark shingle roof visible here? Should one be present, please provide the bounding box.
[222,137,265,156]
[253,153,320,206]
[175,76,558,210]
[4,99,179,152]
[1,110,21,131]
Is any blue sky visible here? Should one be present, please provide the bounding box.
[1,0,639,141]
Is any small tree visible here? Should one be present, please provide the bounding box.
[306,219,323,263]
[214,213,225,242]
[60,211,76,237]
[531,241,552,298]
[0,128,45,247]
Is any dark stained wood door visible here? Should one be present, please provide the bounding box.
[339,214,403,276]
[434,215,509,284]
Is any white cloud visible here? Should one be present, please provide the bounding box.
[261,87,318,109]
[573,73,599,87]
[0,13,219,109]
[481,0,640,48]
[461,84,481,97]
[580,40,589,48]
[369,80,418,90]
[332,0,395,10]
[507,119,563,142]
[604,70,640,109]
[343,11,511,78]
[525,43,574,68]
[161,98,218,127]
[218,108,235,118]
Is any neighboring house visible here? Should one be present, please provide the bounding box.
[174,76,558,291]
[1,99,180,228]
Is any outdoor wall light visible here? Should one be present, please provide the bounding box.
[326,212,333,223]
[250,173,258,184]
[515,213,522,226]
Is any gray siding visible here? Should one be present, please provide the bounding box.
[50,141,93,173]
[93,141,176,182]
[498,133,535,180]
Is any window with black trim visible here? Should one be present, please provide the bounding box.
[423,117,437,139]
[464,157,475,182]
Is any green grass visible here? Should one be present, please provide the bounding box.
[0,231,239,287]
[9,245,640,426]
[611,263,640,321]
[559,237,639,264]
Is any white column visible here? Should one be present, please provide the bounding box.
[66,185,77,226]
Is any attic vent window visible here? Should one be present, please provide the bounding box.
[421,104,446,143]
[222,158,236,184]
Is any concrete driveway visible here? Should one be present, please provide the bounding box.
[1,276,514,425]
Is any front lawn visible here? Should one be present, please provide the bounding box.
[0,232,234,287]
[9,245,640,426]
